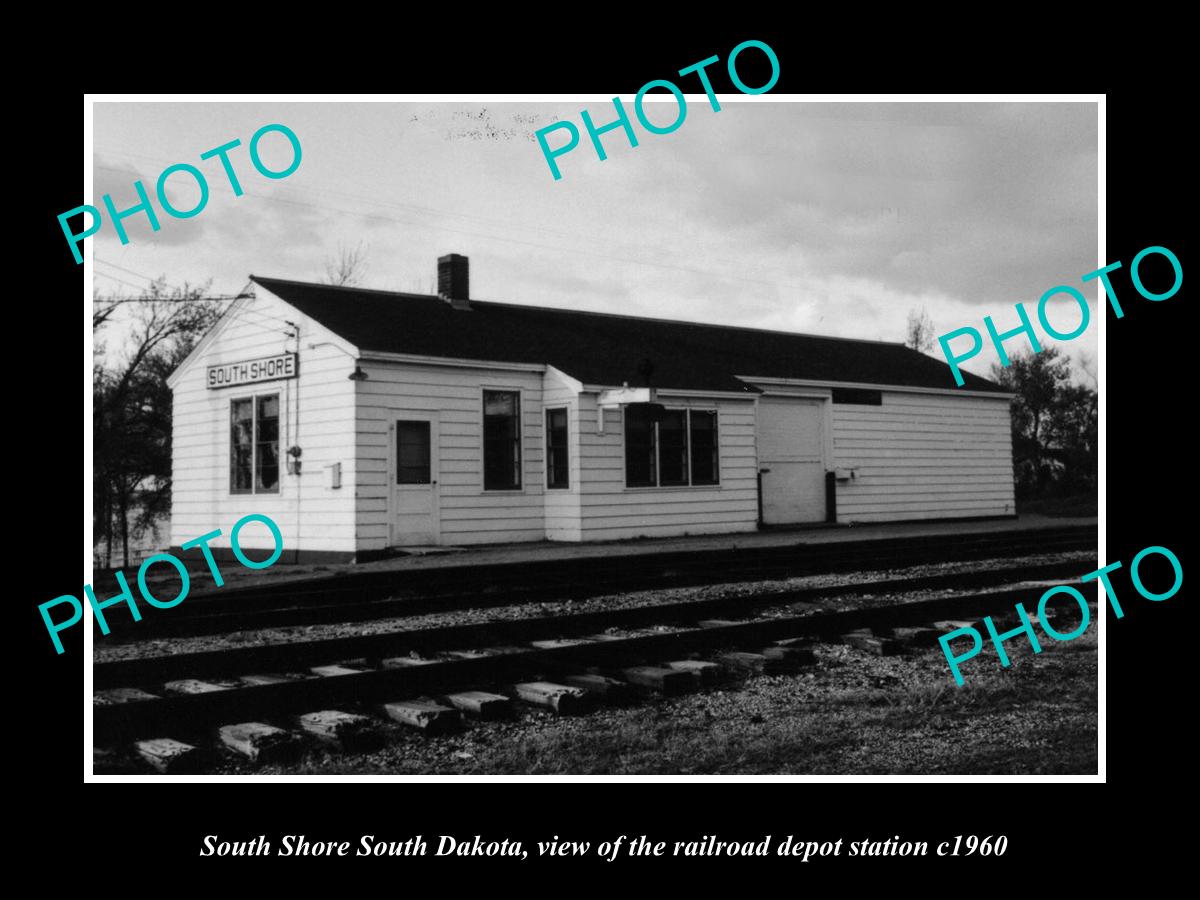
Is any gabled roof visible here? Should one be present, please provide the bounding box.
[250,276,1005,394]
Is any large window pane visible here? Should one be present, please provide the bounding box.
[659,410,688,486]
[625,405,657,487]
[484,390,521,490]
[230,399,253,493]
[231,445,253,492]
[397,421,431,484]
[689,410,719,485]
[256,442,279,491]
[546,408,569,489]
[255,394,280,493]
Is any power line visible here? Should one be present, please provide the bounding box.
[225,307,295,331]
[94,256,245,303]
[94,257,158,284]
[90,160,812,295]
[97,143,809,282]
[98,144,640,248]
[219,315,294,342]
[93,270,149,293]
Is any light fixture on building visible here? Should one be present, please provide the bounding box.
[349,365,369,381]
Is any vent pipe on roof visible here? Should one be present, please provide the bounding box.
[438,253,470,310]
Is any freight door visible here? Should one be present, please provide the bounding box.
[757,398,827,525]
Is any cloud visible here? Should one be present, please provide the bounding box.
[624,102,1098,309]
[91,100,1099,385]
[93,156,209,248]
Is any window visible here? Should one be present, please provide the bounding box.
[231,399,254,493]
[230,393,279,494]
[831,387,882,405]
[624,404,657,487]
[624,407,719,488]
[483,390,521,490]
[658,409,688,486]
[397,421,431,484]
[546,408,569,489]
[689,410,719,485]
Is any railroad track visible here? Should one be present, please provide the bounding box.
[116,525,1096,639]
[93,555,1096,772]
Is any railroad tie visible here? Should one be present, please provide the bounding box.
[309,665,365,677]
[511,681,595,715]
[93,687,159,705]
[135,738,205,774]
[443,649,496,660]
[759,645,817,670]
[219,722,305,764]
[296,710,383,750]
[885,626,943,648]
[840,631,903,656]
[441,691,513,720]
[932,619,988,635]
[163,679,233,694]
[380,656,438,668]
[717,651,794,675]
[617,665,700,695]
[772,636,818,649]
[562,674,637,705]
[382,699,461,733]
[240,673,301,686]
[664,660,725,686]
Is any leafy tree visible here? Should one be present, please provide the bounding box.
[990,346,1097,498]
[1045,382,1098,494]
[94,279,226,566]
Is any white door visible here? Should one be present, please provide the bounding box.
[391,417,440,545]
[758,397,827,525]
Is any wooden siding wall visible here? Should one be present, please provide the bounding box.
[354,361,548,547]
[575,393,759,541]
[831,391,1015,522]
[170,293,358,555]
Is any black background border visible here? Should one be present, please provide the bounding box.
[28,27,1188,881]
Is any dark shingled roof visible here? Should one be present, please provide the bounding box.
[250,276,1005,394]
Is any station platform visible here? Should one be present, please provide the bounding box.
[174,514,1099,595]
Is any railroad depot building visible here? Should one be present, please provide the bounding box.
[167,255,1015,562]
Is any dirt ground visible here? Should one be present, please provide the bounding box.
[206,610,1097,777]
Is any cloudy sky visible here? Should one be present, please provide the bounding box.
[91,100,1098,381]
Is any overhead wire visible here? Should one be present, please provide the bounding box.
[90,158,812,294]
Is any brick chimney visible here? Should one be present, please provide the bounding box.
[438,253,470,310]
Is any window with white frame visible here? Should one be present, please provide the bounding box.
[483,390,522,490]
[624,407,719,488]
[545,407,569,489]
[230,393,279,494]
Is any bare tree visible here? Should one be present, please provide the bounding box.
[322,240,370,287]
[93,279,226,567]
[904,306,936,354]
